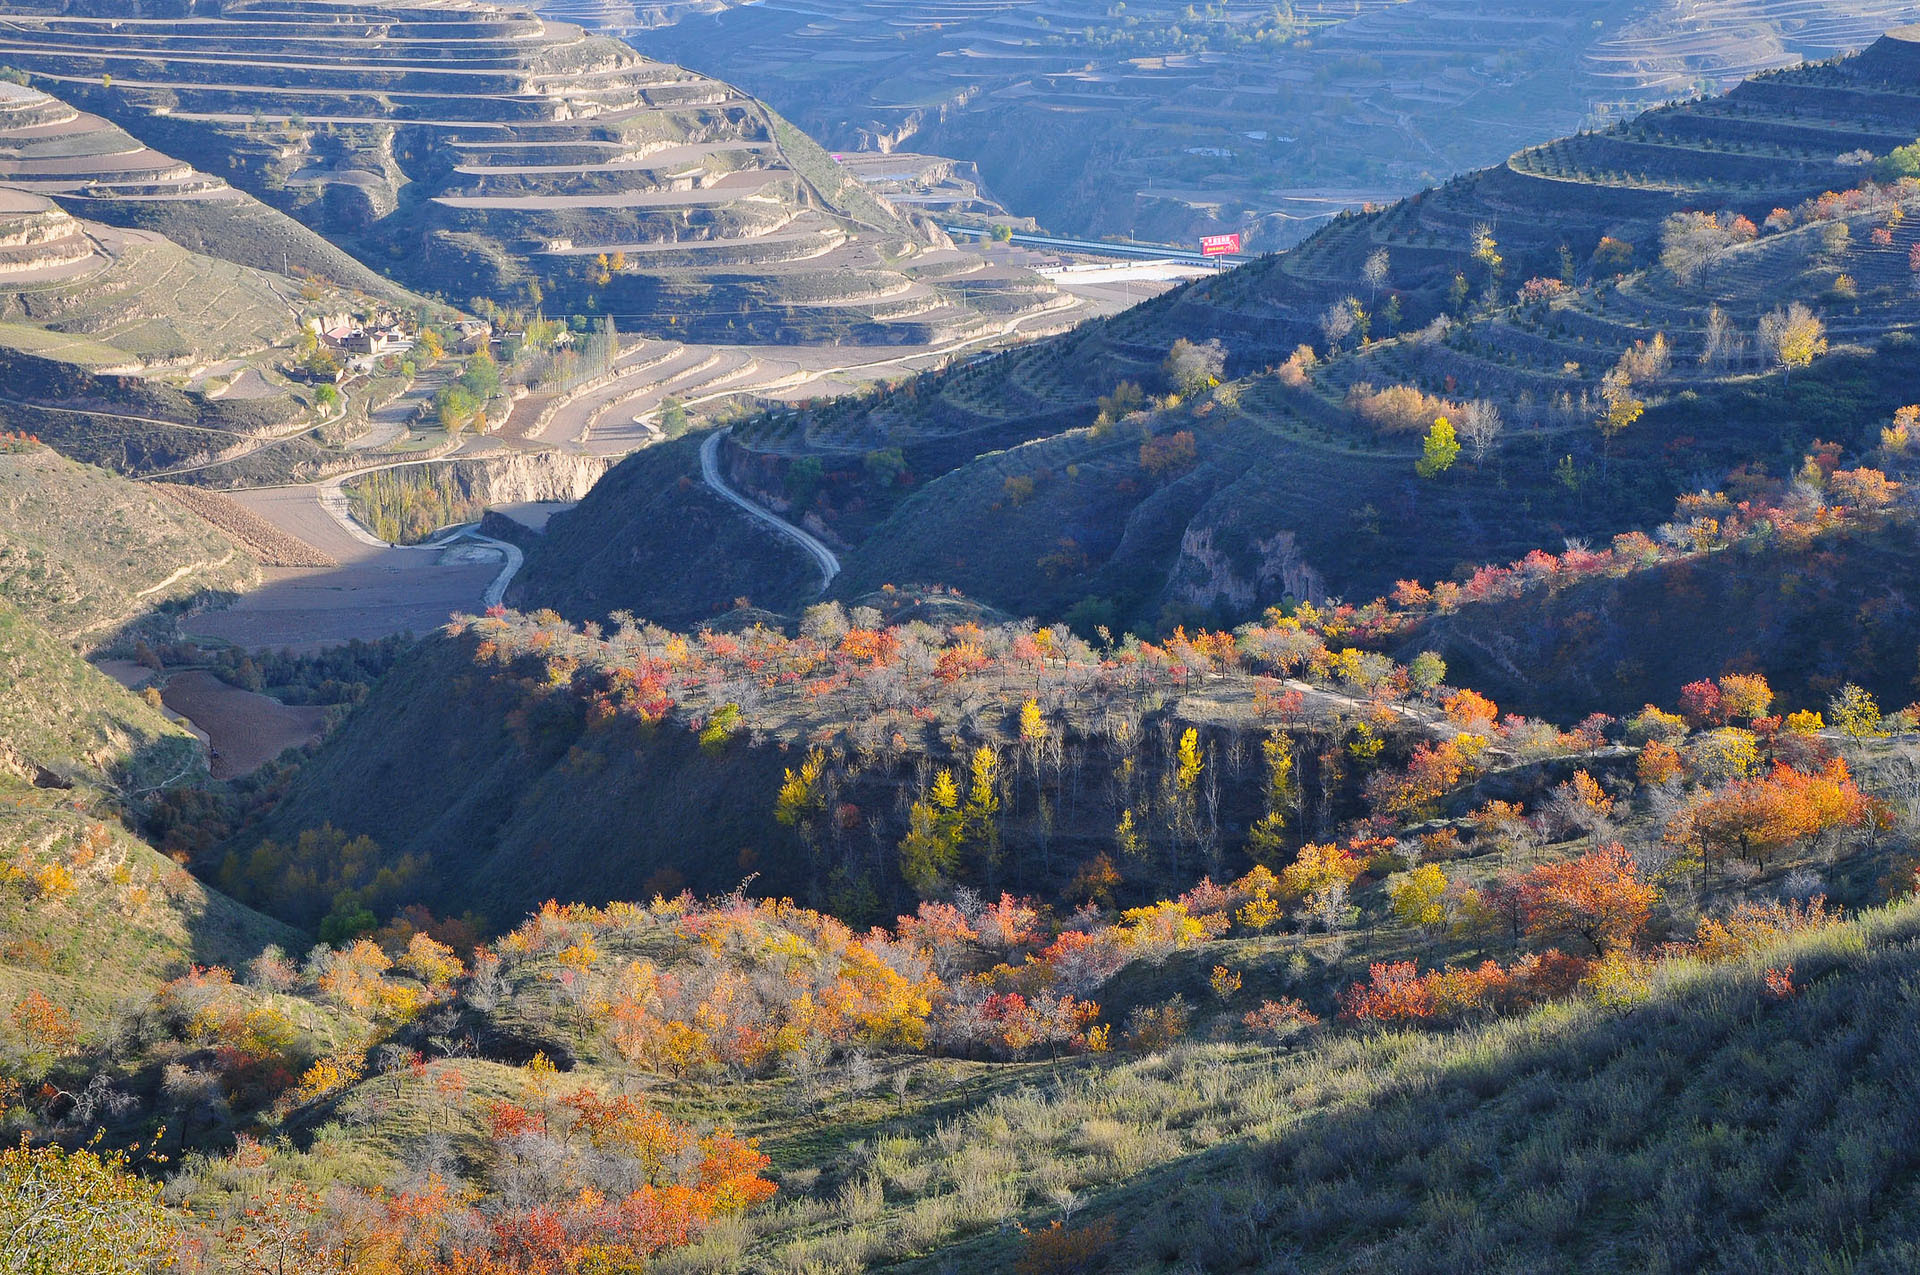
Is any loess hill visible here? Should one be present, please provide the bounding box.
[17,15,1920,1275]
[513,28,1920,636]
[0,0,1080,344]
[0,444,260,646]
[623,0,1920,250]
[0,79,432,484]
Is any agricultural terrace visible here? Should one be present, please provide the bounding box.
[626,0,1920,252]
[0,0,1084,343]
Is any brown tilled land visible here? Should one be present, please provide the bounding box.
[159,670,325,779]
[152,483,336,568]
[183,485,499,652]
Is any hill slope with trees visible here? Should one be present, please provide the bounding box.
[516,28,1920,633]
[19,17,1920,1275]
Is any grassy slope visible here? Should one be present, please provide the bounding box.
[0,596,201,792]
[831,341,1920,630]
[839,900,1920,1274]
[0,581,298,1031]
[79,191,416,304]
[511,433,819,627]
[0,446,258,645]
[520,210,1920,638]
[0,793,299,1034]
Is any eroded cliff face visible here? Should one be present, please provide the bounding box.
[443,451,616,505]
[1166,524,1326,615]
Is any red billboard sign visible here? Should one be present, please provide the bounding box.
[1200,233,1241,257]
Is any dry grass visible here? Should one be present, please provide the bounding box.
[152,483,334,568]
[714,901,1920,1272]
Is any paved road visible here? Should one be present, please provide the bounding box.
[699,427,839,592]
[940,223,1251,266]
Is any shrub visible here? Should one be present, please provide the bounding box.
[1346,382,1461,433]
[1124,995,1190,1049]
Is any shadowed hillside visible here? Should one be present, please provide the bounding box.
[514,31,1920,633]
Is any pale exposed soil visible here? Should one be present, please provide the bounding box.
[183,485,499,652]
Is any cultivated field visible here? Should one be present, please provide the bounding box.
[624,0,1920,249]
[183,485,501,652]
[158,669,325,779]
[0,0,1091,343]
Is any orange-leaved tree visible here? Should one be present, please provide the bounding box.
[1519,844,1654,953]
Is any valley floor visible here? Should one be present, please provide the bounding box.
[179,250,1180,653]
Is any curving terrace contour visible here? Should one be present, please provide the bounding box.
[0,0,1081,344]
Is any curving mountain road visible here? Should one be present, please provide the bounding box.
[700,427,839,593]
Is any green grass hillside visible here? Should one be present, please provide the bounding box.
[0,794,298,1036]
[0,444,258,646]
[0,596,199,793]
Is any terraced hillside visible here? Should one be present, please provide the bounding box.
[0,77,449,485]
[628,0,1920,250]
[516,28,1920,632]
[1148,24,1920,367]
[0,0,1084,344]
[0,75,399,289]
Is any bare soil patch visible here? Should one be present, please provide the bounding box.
[153,483,335,567]
[183,485,499,652]
[492,501,574,531]
[160,670,325,779]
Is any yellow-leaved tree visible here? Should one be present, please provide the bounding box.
[0,1138,174,1275]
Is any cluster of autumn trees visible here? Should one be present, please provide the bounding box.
[170,1070,775,1275]
[459,587,1611,895]
[3,915,776,1273]
[480,861,1444,1072]
[3,652,1901,1272]
[479,672,1878,1065]
[1345,889,1837,1024]
[1376,443,1907,629]
[118,930,472,1125]
[1332,668,1881,1024]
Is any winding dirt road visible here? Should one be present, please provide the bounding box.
[700,427,839,592]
